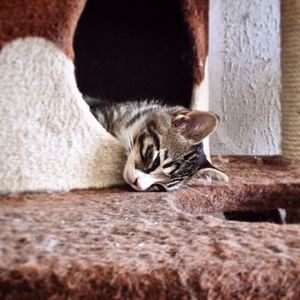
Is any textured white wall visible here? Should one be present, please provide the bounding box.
[209,0,281,155]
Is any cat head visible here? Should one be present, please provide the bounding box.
[123,108,228,191]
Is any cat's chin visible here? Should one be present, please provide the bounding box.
[129,183,167,192]
[148,184,167,192]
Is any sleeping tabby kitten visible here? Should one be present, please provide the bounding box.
[87,98,227,191]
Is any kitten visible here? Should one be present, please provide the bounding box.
[87,98,227,191]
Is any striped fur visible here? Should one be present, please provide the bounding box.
[88,98,224,191]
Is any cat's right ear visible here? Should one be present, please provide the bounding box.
[172,111,219,144]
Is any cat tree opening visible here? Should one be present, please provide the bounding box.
[74,0,194,107]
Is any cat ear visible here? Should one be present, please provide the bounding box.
[172,111,219,143]
[197,167,229,183]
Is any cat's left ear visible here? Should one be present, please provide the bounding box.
[172,111,219,144]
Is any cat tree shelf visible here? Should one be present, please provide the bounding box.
[1,0,300,298]
[1,156,300,299]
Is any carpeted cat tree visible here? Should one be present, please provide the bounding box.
[0,0,300,299]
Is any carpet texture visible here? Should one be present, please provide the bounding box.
[172,156,300,213]
[0,37,126,193]
[1,157,300,299]
[0,0,128,193]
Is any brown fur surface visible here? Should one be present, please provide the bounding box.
[1,156,300,299]
[0,0,85,58]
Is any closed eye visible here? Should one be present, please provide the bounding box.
[143,152,160,174]
[143,145,154,163]
[163,162,180,176]
[163,161,173,168]
[163,151,195,168]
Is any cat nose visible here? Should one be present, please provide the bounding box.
[133,178,141,189]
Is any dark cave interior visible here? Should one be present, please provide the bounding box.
[74,0,194,107]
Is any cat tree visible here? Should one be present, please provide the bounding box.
[0,0,299,299]
[281,0,300,163]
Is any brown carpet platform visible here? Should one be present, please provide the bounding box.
[1,156,300,299]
